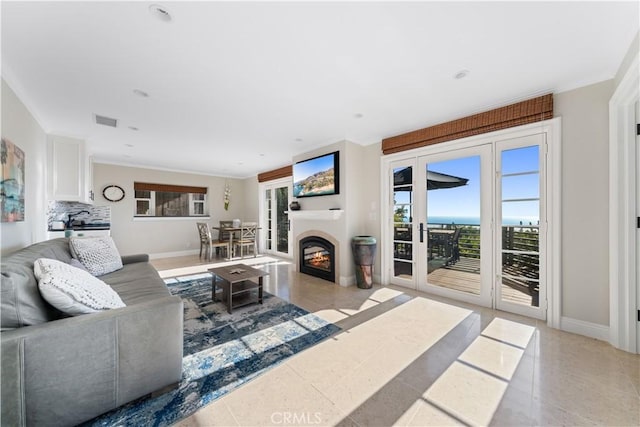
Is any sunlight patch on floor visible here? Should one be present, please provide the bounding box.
[422,318,535,426]
[157,256,282,278]
[289,297,474,418]
[312,287,407,323]
[368,287,405,303]
[312,309,351,323]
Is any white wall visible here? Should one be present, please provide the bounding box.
[92,163,247,257]
[0,78,47,255]
[359,143,383,278]
[284,139,382,285]
[614,31,639,88]
[242,175,259,222]
[555,80,615,326]
[290,140,354,284]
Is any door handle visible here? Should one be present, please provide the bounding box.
[419,223,424,243]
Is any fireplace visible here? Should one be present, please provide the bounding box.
[299,236,335,282]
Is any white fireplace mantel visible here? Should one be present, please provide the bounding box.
[286,209,344,220]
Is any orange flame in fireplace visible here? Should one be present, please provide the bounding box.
[310,251,330,268]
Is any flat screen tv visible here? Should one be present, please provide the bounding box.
[293,151,339,198]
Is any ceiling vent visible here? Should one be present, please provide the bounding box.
[94,114,118,128]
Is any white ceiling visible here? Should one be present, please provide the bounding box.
[2,1,638,178]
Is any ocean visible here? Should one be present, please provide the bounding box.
[427,216,539,226]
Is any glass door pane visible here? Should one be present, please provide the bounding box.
[264,189,272,251]
[275,186,289,254]
[392,164,414,283]
[262,179,292,258]
[425,155,482,295]
[498,145,541,308]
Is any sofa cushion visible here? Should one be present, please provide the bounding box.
[69,236,123,276]
[1,263,63,330]
[3,238,74,268]
[102,262,171,305]
[34,258,126,315]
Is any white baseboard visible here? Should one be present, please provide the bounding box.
[149,249,200,260]
[339,274,383,288]
[560,316,610,342]
[338,275,356,287]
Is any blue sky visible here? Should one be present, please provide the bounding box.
[294,153,334,181]
[427,156,481,218]
[395,145,541,222]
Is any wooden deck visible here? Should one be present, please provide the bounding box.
[429,257,534,306]
[393,257,535,306]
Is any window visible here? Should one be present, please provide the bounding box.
[134,182,208,217]
[190,193,205,215]
[135,190,154,215]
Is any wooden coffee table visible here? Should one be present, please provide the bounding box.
[208,263,269,314]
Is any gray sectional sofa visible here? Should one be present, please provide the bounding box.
[1,238,184,426]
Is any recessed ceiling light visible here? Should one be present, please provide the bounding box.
[125,143,134,147]
[354,113,364,119]
[259,153,265,157]
[454,70,470,79]
[133,89,149,98]
[294,138,303,142]
[149,4,172,22]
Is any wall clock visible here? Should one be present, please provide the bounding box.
[102,185,125,202]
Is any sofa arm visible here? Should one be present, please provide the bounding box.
[121,253,149,264]
[1,295,183,427]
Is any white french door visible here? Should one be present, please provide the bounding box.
[390,158,417,289]
[636,100,640,352]
[386,129,550,320]
[416,145,493,308]
[261,178,292,258]
[495,134,547,319]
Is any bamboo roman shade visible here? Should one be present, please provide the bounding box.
[133,182,207,194]
[257,165,293,183]
[382,94,553,155]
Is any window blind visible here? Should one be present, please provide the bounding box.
[382,94,553,155]
[133,182,207,194]
[257,165,293,183]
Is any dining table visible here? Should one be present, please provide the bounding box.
[211,225,260,260]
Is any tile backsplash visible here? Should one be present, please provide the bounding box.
[47,201,111,229]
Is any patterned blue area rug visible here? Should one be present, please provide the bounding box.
[85,273,340,426]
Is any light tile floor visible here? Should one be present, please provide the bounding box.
[150,255,640,427]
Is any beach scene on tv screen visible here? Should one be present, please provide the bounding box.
[293,154,336,197]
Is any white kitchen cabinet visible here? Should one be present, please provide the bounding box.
[85,155,94,203]
[48,135,94,203]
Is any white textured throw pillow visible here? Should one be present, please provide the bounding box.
[69,236,123,276]
[69,258,89,272]
[34,258,125,315]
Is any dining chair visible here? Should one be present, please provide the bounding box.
[218,220,235,257]
[234,222,258,258]
[447,228,462,265]
[219,220,234,241]
[197,222,229,260]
